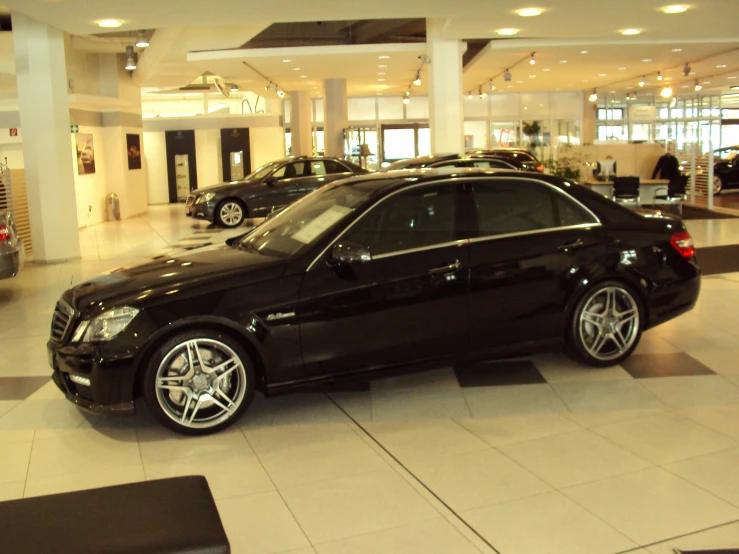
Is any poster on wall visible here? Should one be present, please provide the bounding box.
[126,134,142,170]
[75,133,96,175]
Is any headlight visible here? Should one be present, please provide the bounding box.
[195,192,216,204]
[76,306,139,343]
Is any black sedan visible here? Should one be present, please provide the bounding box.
[48,168,700,434]
[0,211,24,279]
[382,154,521,172]
[186,156,368,227]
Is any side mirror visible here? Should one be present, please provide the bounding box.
[265,176,277,186]
[328,241,371,266]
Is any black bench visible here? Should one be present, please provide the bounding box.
[0,476,230,553]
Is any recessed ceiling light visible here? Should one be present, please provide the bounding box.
[717,64,728,68]
[282,59,292,63]
[516,7,543,16]
[516,80,524,83]
[618,67,627,70]
[379,64,387,68]
[543,68,551,72]
[559,60,568,64]
[377,78,385,82]
[529,75,537,78]
[599,73,607,77]
[507,85,514,88]
[729,76,738,80]
[681,85,690,88]
[662,5,688,14]
[378,72,386,75]
[300,75,307,79]
[620,28,642,35]
[292,68,301,71]
[672,48,683,52]
[642,58,652,62]
[609,90,617,93]
[96,19,123,28]
[580,50,589,54]
[704,81,712,84]
[378,55,390,59]
[496,28,519,36]
[583,79,589,82]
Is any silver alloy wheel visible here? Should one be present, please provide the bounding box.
[155,338,247,430]
[219,202,243,226]
[713,176,723,195]
[578,286,640,362]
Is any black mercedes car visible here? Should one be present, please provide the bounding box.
[186,156,368,227]
[48,169,700,435]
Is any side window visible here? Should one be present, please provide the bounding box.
[344,184,458,256]
[472,181,595,238]
[311,161,327,176]
[324,160,349,174]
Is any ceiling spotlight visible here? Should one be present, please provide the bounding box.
[504,70,512,82]
[580,50,589,54]
[672,48,682,52]
[642,58,653,62]
[496,28,519,36]
[529,53,536,65]
[490,81,496,91]
[97,19,123,28]
[620,28,642,35]
[402,96,410,105]
[662,5,688,14]
[657,72,663,81]
[135,32,149,48]
[660,86,673,98]
[717,64,728,68]
[589,89,598,102]
[413,74,422,86]
[230,84,239,92]
[276,89,286,98]
[560,60,568,64]
[282,59,292,63]
[731,85,739,90]
[683,63,691,76]
[516,7,543,16]
[467,92,473,99]
[638,77,646,87]
[479,87,487,99]
[378,55,390,59]
[124,45,136,71]
[694,81,703,91]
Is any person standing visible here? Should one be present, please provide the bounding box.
[652,145,680,180]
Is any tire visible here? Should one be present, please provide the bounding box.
[567,281,643,367]
[143,329,255,435]
[216,199,246,228]
[713,176,724,196]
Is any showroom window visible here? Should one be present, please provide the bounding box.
[472,181,595,238]
[344,184,458,256]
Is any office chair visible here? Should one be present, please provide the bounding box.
[654,175,688,216]
[612,176,640,206]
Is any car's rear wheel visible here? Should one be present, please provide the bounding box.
[713,176,724,196]
[216,200,246,228]
[568,281,643,367]
[143,329,255,435]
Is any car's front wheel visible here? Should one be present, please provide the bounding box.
[568,282,643,367]
[216,200,246,228]
[713,176,724,196]
[143,329,255,435]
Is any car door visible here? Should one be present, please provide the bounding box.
[261,161,313,212]
[466,177,606,353]
[297,182,470,379]
[300,160,354,195]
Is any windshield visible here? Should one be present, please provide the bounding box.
[239,181,378,258]
[246,161,281,181]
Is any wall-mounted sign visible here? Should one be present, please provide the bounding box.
[628,105,657,122]
[70,124,79,133]
[9,128,17,137]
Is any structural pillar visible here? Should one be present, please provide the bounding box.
[427,19,465,155]
[289,91,313,157]
[12,12,80,262]
[323,79,348,158]
[582,94,597,145]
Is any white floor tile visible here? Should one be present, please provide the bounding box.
[455,413,581,447]
[0,399,88,429]
[638,375,739,407]
[462,384,570,418]
[664,448,739,507]
[217,491,311,554]
[266,393,352,426]
[0,441,32,485]
[136,425,251,464]
[591,412,738,464]
[371,388,470,421]
[673,405,739,440]
[0,429,34,446]
[280,469,439,545]
[562,408,666,429]
[633,332,682,355]
[0,481,25,502]
[550,380,666,412]
[0,400,20,418]
[533,353,633,383]
[645,521,739,554]
[687,349,739,375]
[499,429,652,489]
[24,466,147,498]
[315,518,482,554]
[562,467,739,545]
[462,491,638,554]
[404,447,552,511]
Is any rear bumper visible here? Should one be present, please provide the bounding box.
[647,270,701,329]
[0,248,22,279]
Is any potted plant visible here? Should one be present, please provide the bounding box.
[543,144,590,182]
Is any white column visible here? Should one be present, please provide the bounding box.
[12,12,80,262]
[582,94,597,145]
[427,19,465,156]
[323,79,348,158]
[289,91,313,157]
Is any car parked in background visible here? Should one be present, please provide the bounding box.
[710,146,739,194]
[467,148,544,172]
[0,211,24,279]
[426,156,520,170]
[382,154,523,172]
[48,168,700,435]
[186,156,368,227]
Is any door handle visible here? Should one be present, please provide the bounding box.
[558,239,584,252]
[429,259,462,275]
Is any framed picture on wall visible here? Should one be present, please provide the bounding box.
[75,133,96,175]
[127,134,142,170]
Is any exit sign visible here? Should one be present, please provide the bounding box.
[9,128,17,137]
[70,124,79,133]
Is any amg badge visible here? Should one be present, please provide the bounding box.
[266,311,295,322]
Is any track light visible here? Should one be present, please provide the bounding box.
[413,74,422,86]
[479,87,487,99]
[403,96,410,105]
[660,86,673,98]
[230,84,239,92]
[529,52,536,65]
[589,89,598,102]
[694,81,703,91]
[657,72,663,81]
[467,91,473,99]
[135,32,149,48]
[490,81,496,92]
[683,63,691,77]
[504,69,512,82]
[125,45,136,71]
[638,77,646,87]
[276,89,285,98]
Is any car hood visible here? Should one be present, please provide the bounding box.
[192,179,259,195]
[65,243,287,313]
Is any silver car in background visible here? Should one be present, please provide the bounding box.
[0,210,24,279]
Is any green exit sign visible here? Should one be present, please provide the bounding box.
[70,124,79,133]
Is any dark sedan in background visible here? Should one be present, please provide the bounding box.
[383,149,542,172]
[48,168,700,435]
[0,211,24,279]
[187,156,368,227]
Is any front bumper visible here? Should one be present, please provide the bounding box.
[192,201,216,222]
[48,341,136,416]
[0,246,23,280]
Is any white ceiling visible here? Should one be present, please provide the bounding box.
[0,0,738,100]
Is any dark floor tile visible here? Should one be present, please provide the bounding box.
[695,245,739,276]
[316,380,372,393]
[0,376,50,401]
[681,206,739,220]
[454,360,546,387]
[621,353,716,379]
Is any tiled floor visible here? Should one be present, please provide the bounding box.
[2,205,739,553]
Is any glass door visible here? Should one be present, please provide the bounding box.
[381,124,430,165]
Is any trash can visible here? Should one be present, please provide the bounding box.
[105,193,121,221]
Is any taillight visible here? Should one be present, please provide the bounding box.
[0,225,10,243]
[536,164,544,173]
[670,231,695,258]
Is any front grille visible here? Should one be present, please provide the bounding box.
[185,195,195,206]
[50,299,75,343]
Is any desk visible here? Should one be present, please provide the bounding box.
[583,179,670,205]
